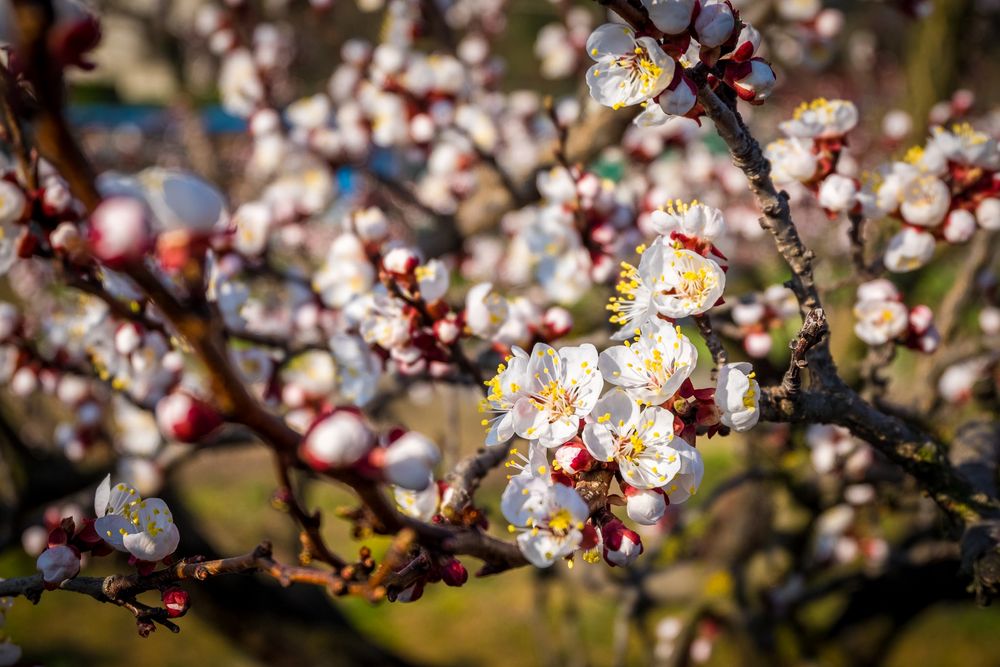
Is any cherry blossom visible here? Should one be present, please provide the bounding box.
[94,475,180,562]
[585,24,675,111]
[511,344,603,447]
[598,318,697,405]
[501,470,590,568]
[582,388,690,488]
[715,362,759,431]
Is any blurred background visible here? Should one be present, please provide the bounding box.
[3,0,1000,666]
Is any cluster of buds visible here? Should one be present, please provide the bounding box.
[585,0,776,125]
[389,553,470,603]
[862,123,999,272]
[300,408,441,492]
[852,279,939,353]
[85,168,230,276]
[764,98,860,214]
[34,514,112,589]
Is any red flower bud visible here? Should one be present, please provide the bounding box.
[162,587,191,618]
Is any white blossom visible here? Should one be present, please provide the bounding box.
[585,24,675,110]
[599,318,697,405]
[715,362,759,431]
[94,475,180,562]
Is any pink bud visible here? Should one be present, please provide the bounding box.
[441,558,468,587]
[300,409,374,471]
[914,327,940,354]
[908,305,934,335]
[36,545,81,588]
[11,367,38,397]
[694,1,736,48]
[624,486,667,526]
[394,580,424,603]
[88,197,150,267]
[155,392,223,443]
[576,173,601,202]
[162,587,190,617]
[542,306,573,339]
[433,316,462,345]
[729,25,761,62]
[601,518,644,567]
[380,432,441,490]
[554,441,594,475]
[725,58,776,104]
[658,72,698,117]
[942,209,977,243]
[743,331,772,358]
[383,247,420,275]
[41,179,73,217]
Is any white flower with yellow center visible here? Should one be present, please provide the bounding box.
[582,388,692,489]
[715,362,759,432]
[765,138,819,185]
[664,443,704,504]
[465,282,510,340]
[281,350,337,400]
[232,201,273,257]
[414,259,449,302]
[94,475,179,562]
[480,347,532,446]
[899,174,951,227]
[599,318,697,405]
[393,476,439,521]
[510,343,604,448]
[779,98,859,139]
[314,233,375,309]
[501,473,590,568]
[929,123,999,170]
[853,281,908,346]
[643,247,726,319]
[585,23,675,111]
[606,244,657,340]
[883,227,935,273]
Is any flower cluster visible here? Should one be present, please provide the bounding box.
[765,98,860,213]
[585,1,776,124]
[480,203,760,567]
[852,279,938,352]
[862,124,999,272]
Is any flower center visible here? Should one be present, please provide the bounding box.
[532,380,577,422]
[547,508,574,534]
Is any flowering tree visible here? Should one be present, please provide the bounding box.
[0,0,998,664]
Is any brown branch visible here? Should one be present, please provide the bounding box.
[273,454,348,570]
[780,308,828,397]
[441,442,511,520]
[0,541,381,635]
[846,210,882,281]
